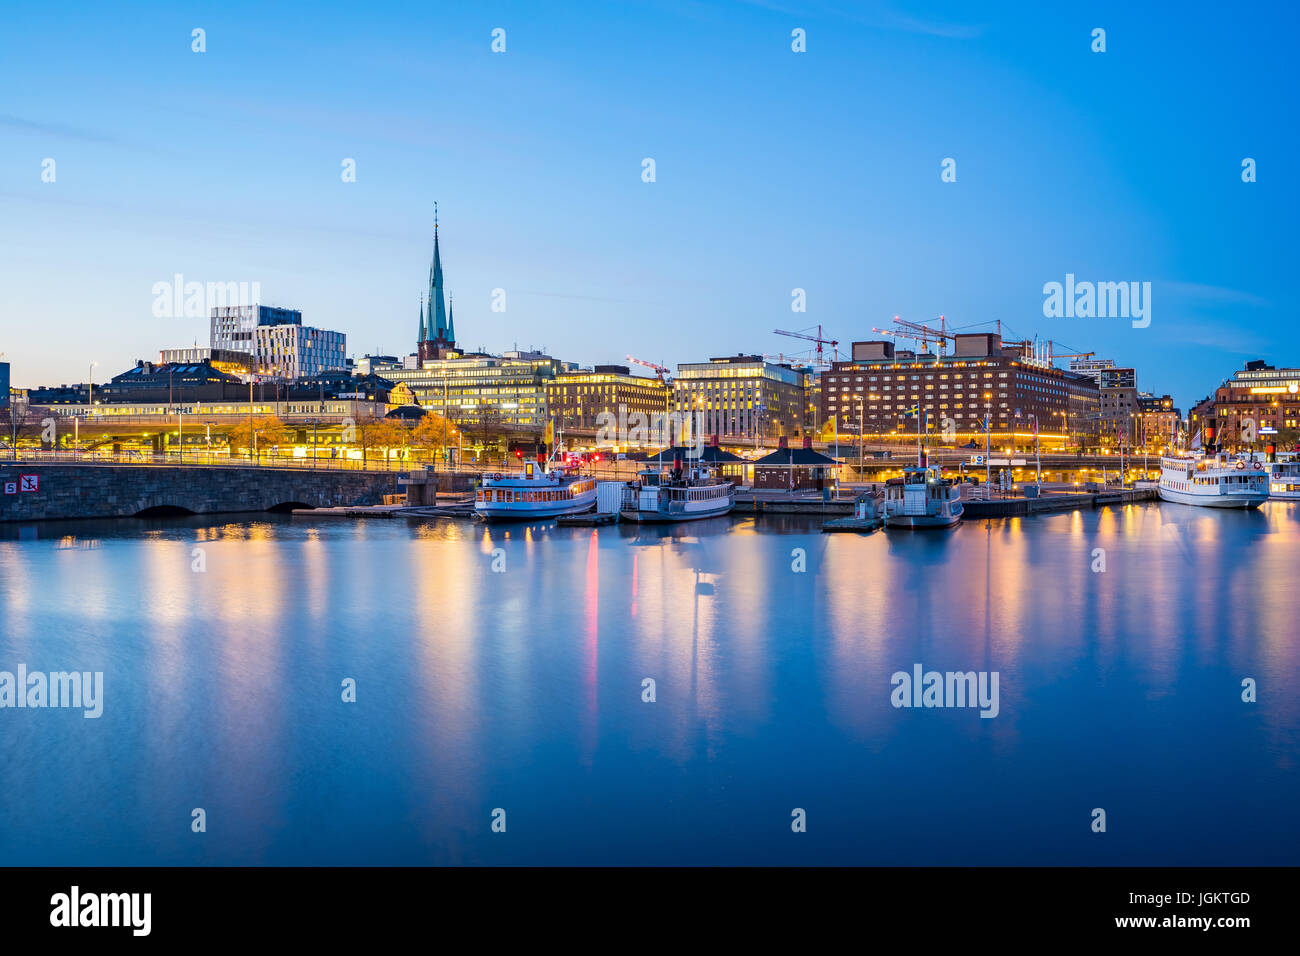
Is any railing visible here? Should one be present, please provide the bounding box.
[0,448,513,475]
[0,447,626,480]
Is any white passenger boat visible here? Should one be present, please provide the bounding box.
[474,460,597,520]
[883,466,963,529]
[1263,456,1300,500]
[1157,453,1268,508]
[619,460,734,523]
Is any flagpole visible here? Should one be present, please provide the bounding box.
[985,413,991,490]
[833,416,839,496]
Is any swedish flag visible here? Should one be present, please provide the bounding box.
[903,404,920,418]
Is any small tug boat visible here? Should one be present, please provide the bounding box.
[1158,453,1268,508]
[619,456,734,523]
[474,459,597,521]
[883,466,963,529]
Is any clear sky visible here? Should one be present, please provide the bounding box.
[2,0,1296,411]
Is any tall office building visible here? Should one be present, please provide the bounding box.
[673,354,811,441]
[210,304,302,352]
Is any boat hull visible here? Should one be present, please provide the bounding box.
[475,493,597,521]
[619,502,733,523]
[1157,486,1266,509]
[885,512,962,529]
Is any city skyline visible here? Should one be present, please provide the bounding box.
[3,1,1297,411]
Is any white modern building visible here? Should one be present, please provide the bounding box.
[254,324,346,381]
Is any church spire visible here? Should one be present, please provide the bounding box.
[418,293,426,342]
[447,292,455,344]
[426,203,448,341]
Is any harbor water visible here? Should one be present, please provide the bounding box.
[1,502,1297,865]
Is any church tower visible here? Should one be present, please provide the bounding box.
[418,204,457,362]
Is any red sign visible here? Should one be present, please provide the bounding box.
[19,474,38,493]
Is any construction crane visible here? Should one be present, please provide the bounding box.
[773,326,840,365]
[873,315,956,354]
[626,354,670,381]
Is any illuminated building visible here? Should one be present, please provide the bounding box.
[1200,360,1300,449]
[822,335,1099,447]
[385,351,575,430]
[673,354,811,440]
[159,347,254,378]
[546,365,670,433]
[1136,393,1179,451]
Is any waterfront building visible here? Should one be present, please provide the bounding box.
[384,350,576,431]
[159,347,255,378]
[822,335,1099,446]
[1069,357,1140,444]
[209,303,345,380]
[673,354,811,441]
[545,365,671,436]
[253,323,347,380]
[356,354,415,376]
[1189,393,1216,446]
[753,437,838,491]
[210,304,302,353]
[1136,393,1179,451]
[1200,360,1300,450]
[102,359,246,403]
[25,383,91,405]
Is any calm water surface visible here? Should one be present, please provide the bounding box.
[1,503,1297,865]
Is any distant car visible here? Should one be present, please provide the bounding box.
[964,440,979,449]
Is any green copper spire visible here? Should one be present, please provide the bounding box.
[418,293,426,342]
[447,292,455,344]
[425,203,448,342]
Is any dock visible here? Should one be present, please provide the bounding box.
[292,503,409,519]
[961,487,1157,517]
[293,499,477,520]
[733,491,854,516]
[822,516,883,533]
[556,512,620,526]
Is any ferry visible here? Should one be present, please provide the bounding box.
[1157,453,1268,508]
[1262,456,1300,500]
[474,460,597,521]
[883,466,964,529]
[619,459,734,523]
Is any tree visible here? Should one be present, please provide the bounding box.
[227,415,291,460]
[411,411,459,465]
[356,416,408,466]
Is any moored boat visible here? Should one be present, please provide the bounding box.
[619,457,734,523]
[884,466,963,529]
[1157,453,1267,508]
[474,460,597,521]
[1262,455,1300,500]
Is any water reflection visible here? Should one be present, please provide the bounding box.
[0,503,1297,865]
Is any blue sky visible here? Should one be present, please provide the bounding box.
[2,0,1296,410]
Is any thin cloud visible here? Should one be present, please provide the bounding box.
[0,114,118,144]
[1158,280,1269,309]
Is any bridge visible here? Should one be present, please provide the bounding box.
[0,462,402,522]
